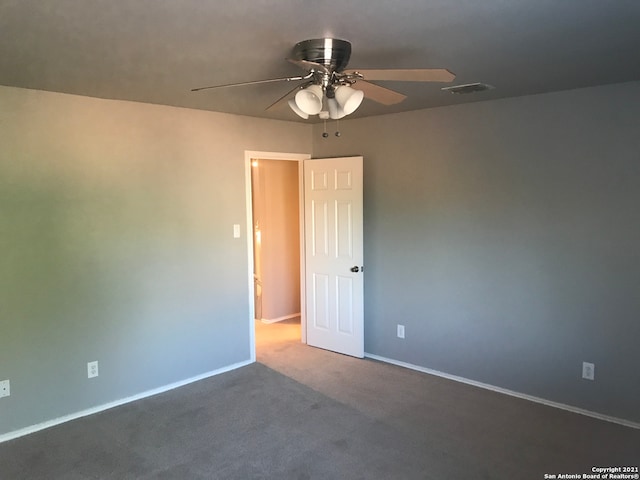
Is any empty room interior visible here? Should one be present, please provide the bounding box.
[1,1,639,478]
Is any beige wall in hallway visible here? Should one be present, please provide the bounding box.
[251,159,300,322]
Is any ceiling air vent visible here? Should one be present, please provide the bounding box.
[441,82,494,94]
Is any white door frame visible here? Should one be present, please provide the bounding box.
[244,150,311,362]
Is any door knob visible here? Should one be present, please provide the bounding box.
[350,266,360,273]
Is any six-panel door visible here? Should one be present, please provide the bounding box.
[304,156,364,358]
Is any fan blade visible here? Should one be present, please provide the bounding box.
[354,80,406,105]
[348,68,455,83]
[287,58,330,75]
[191,74,310,92]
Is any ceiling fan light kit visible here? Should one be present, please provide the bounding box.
[290,82,363,121]
[287,99,309,119]
[191,37,456,136]
[294,84,324,115]
[327,97,345,120]
[333,85,364,115]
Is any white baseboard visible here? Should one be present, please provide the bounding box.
[0,358,254,444]
[260,312,301,324]
[364,353,640,430]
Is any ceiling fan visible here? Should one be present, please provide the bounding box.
[191,38,455,122]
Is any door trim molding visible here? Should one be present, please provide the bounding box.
[244,150,311,362]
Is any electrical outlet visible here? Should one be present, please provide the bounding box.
[582,361,595,381]
[397,324,405,339]
[0,379,10,398]
[87,361,99,379]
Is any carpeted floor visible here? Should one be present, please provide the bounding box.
[1,318,638,479]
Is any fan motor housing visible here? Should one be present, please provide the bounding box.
[293,38,352,72]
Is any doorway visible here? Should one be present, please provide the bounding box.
[245,152,365,361]
[244,151,310,361]
[251,158,300,323]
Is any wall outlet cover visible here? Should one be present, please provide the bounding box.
[582,361,595,381]
[0,379,10,398]
[87,361,99,379]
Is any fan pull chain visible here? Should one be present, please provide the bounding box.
[335,119,341,137]
[322,119,329,138]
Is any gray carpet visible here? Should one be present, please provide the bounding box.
[1,319,638,479]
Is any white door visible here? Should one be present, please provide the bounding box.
[304,156,364,358]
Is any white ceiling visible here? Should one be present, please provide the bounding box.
[1,0,639,122]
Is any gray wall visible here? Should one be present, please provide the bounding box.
[313,81,640,423]
[0,86,311,435]
[2,80,639,437]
